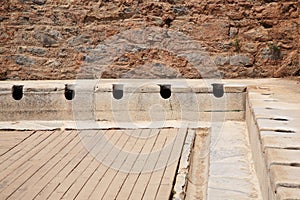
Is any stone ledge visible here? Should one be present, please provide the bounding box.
[246,80,300,200]
[0,120,211,130]
[276,187,300,200]
[0,79,246,122]
[270,165,300,191]
[265,148,300,169]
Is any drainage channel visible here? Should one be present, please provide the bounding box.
[171,122,262,200]
[172,128,210,200]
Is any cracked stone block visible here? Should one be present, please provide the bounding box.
[230,54,254,67]
[253,108,300,119]
[257,118,299,134]
[276,187,300,200]
[265,148,300,168]
[260,131,298,138]
[262,136,300,150]
[270,165,300,193]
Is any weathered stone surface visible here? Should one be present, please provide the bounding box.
[247,80,300,199]
[32,0,47,5]
[208,121,262,199]
[243,43,258,53]
[262,135,300,150]
[68,34,91,46]
[40,33,59,47]
[276,187,300,200]
[15,55,34,66]
[244,26,271,42]
[230,54,254,67]
[229,27,238,38]
[213,56,230,66]
[95,92,245,112]
[265,148,300,168]
[0,79,246,121]
[270,165,300,191]
[27,47,47,56]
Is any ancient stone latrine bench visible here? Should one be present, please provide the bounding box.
[0,79,299,199]
[0,80,245,122]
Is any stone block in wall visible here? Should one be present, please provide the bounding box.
[276,187,300,200]
[244,26,271,42]
[230,54,254,67]
[270,165,300,195]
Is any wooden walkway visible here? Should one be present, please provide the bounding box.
[0,128,187,200]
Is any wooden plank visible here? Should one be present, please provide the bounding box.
[105,129,152,199]
[115,129,159,200]
[160,128,187,185]
[18,130,83,200]
[44,130,109,200]
[0,131,49,171]
[60,130,116,200]
[0,131,54,192]
[75,130,125,200]
[0,132,32,137]
[143,128,187,200]
[128,128,170,200]
[155,163,178,200]
[7,131,78,200]
[142,128,177,199]
[33,130,100,200]
[0,128,186,200]
[101,129,143,199]
[61,155,100,200]
[0,131,32,138]
[88,130,132,199]
[0,130,70,198]
[155,128,188,200]
[0,131,41,168]
[0,141,23,146]
[73,130,118,200]
[155,184,173,199]
[0,136,30,142]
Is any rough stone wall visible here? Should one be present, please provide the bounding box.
[0,0,299,80]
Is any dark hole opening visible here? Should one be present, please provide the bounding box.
[212,83,224,98]
[113,84,123,100]
[65,84,75,100]
[290,163,300,167]
[285,147,300,150]
[165,18,173,27]
[160,85,171,99]
[265,107,276,110]
[12,85,23,100]
[260,22,273,29]
[274,129,295,133]
[272,118,289,121]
